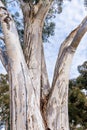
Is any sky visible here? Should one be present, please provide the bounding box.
[0,0,87,83]
[44,0,87,83]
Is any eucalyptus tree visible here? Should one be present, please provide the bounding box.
[0,0,87,130]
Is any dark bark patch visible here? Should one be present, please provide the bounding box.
[46,128,51,130]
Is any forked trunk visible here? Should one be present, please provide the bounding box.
[0,1,87,130]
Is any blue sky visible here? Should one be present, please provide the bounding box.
[0,0,87,83]
[44,0,87,83]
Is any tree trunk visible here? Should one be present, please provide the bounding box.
[22,0,51,104]
[23,18,42,107]
[0,2,45,129]
[0,1,87,130]
[9,58,45,130]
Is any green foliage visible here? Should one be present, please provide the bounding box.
[43,20,55,42]
[0,74,10,129]
[1,0,7,6]
[1,0,6,3]
[69,61,87,129]
[76,61,87,90]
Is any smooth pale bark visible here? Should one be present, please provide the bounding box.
[0,2,45,130]
[22,0,52,107]
[0,0,87,130]
[46,17,87,130]
[24,18,42,107]
[21,1,52,126]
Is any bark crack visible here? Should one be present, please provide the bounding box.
[40,75,50,130]
[9,70,13,130]
[14,87,17,130]
[20,62,28,130]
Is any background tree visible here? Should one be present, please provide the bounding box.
[0,74,10,130]
[69,61,87,130]
[0,0,87,130]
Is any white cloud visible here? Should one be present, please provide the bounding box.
[44,0,87,83]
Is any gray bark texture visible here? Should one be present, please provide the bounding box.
[0,0,87,130]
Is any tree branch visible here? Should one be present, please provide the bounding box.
[46,16,87,130]
[35,0,53,22]
[0,1,24,63]
[51,27,79,92]
[50,16,87,97]
[71,16,87,49]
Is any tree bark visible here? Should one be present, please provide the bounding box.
[21,1,52,127]
[0,1,87,130]
[46,17,87,130]
[0,2,45,130]
[22,0,52,107]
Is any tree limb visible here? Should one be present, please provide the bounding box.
[46,16,87,130]
[50,16,87,97]
[0,1,24,65]
[71,16,87,49]
[51,27,79,92]
[35,0,53,22]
